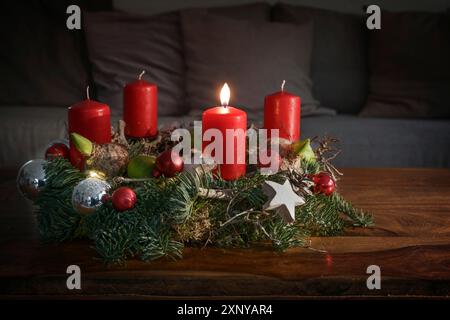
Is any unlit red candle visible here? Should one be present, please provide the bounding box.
[68,87,111,169]
[264,80,301,142]
[123,70,158,138]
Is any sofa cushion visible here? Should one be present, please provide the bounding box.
[84,3,271,116]
[360,11,450,118]
[181,11,319,114]
[0,1,111,107]
[84,10,185,116]
[301,115,450,167]
[273,3,368,114]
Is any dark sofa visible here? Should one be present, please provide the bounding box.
[1,1,449,169]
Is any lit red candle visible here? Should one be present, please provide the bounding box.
[202,83,247,180]
[68,87,111,169]
[264,80,301,142]
[123,70,158,138]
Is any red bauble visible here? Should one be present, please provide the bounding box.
[101,194,111,204]
[45,143,70,160]
[154,149,184,178]
[112,187,137,212]
[312,172,335,196]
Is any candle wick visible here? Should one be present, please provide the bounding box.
[86,85,90,100]
[281,80,286,92]
[139,70,146,80]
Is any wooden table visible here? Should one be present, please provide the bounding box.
[0,168,449,299]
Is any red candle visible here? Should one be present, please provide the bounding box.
[202,83,247,181]
[68,87,111,169]
[123,70,158,138]
[264,80,301,142]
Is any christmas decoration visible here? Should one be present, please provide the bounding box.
[21,127,372,264]
[262,180,305,223]
[16,159,47,200]
[71,177,110,214]
[127,155,156,178]
[112,187,137,212]
[101,194,111,203]
[45,140,70,160]
[183,156,216,175]
[257,149,281,174]
[71,132,129,177]
[313,136,343,180]
[153,149,184,178]
[312,172,336,196]
[292,139,316,162]
[267,137,292,157]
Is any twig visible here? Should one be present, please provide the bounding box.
[306,239,328,253]
[219,210,252,228]
[307,246,328,253]
[197,187,233,200]
[114,176,153,184]
[118,120,129,147]
[255,220,273,240]
[219,209,265,228]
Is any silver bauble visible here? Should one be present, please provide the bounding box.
[72,177,110,214]
[17,159,47,200]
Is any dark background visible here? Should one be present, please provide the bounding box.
[115,0,449,14]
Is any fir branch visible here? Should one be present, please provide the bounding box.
[85,200,183,264]
[330,193,374,227]
[264,218,308,251]
[136,215,183,261]
[32,134,374,264]
[295,194,346,236]
[166,171,202,223]
[300,159,321,175]
[35,158,85,242]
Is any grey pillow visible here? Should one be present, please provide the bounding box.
[181,11,318,115]
[273,3,368,114]
[83,3,271,116]
[360,11,450,118]
[84,11,185,116]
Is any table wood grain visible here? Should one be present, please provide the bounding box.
[0,168,449,299]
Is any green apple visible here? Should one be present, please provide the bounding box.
[70,132,93,156]
[292,139,316,162]
[127,155,156,178]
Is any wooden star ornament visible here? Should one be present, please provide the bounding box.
[262,179,305,223]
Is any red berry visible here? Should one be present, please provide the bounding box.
[312,172,335,196]
[311,174,320,184]
[112,187,137,212]
[155,149,184,178]
[69,148,85,170]
[152,168,162,178]
[101,194,111,203]
[45,143,70,160]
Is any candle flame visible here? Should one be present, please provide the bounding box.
[220,83,230,106]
